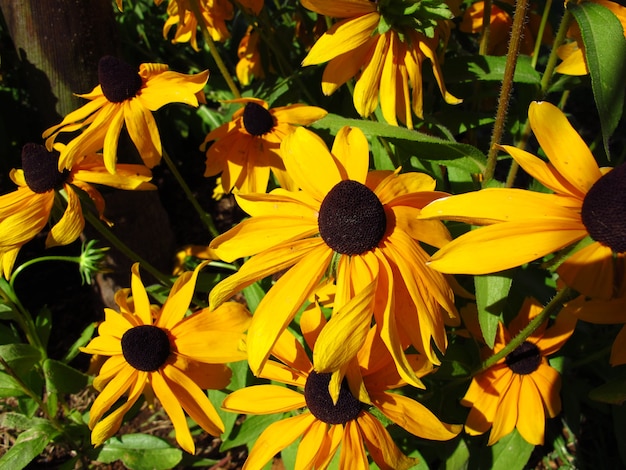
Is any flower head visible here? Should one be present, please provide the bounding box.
[421,101,625,299]
[0,143,154,278]
[162,0,233,50]
[222,308,460,469]
[201,98,327,194]
[42,56,209,173]
[461,298,577,445]
[209,125,457,384]
[81,262,251,453]
[301,0,462,126]
[236,27,265,86]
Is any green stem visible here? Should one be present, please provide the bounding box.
[188,0,241,98]
[9,256,80,289]
[0,357,51,419]
[473,287,577,375]
[0,278,45,353]
[161,149,219,238]
[478,0,492,55]
[81,204,172,286]
[531,0,552,69]
[483,0,530,184]
[540,8,573,96]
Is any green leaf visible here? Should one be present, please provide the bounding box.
[35,307,52,350]
[569,2,626,159]
[0,423,60,470]
[0,343,42,371]
[488,428,535,470]
[444,437,470,470]
[0,371,26,397]
[242,281,266,313]
[96,434,183,470]
[474,272,513,348]
[589,376,626,405]
[0,302,17,321]
[62,322,96,363]
[443,55,542,84]
[312,114,487,173]
[0,411,50,431]
[220,413,284,451]
[42,359,88,394]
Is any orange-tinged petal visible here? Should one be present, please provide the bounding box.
[610,326,626,365]
[530,363,562,417]
[538,308,577,356]
[92,355,127,391]
[488,374,519,445]
[243,413,316,470]
[340,418,369,470]
[247,244,333,375]
[313,280,376,372]
[331,126,369,184]
[89,365,138,427]
[282,127,343,201]
[138,69,209,110]
[209,238,326,308]
[418,37,462,105]
[302,13,379,66]
[295,419,329,469]
[314,422,343,468]
[46,187,84,248]
[358,411,418,470]
[557,242,616,299]
[321,40,374,96]
[102,105,126,174]
[373,391,462,440]
[427,218,588,275]
[515,376,546,445]
[222,384,306,414]
[528,101,601,194]
[150,370,195,454]
[162,364,224,436]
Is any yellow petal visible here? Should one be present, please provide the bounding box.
[125,99,162,168]
[528,101,601,194]
[530,363,562,418]
[130,263,152,325]
[102,105,126,174]
[556,42,589,76]
[162,364,224,436]
[138,69,209,110]
[373,391,462,440]
[271,104,328,125]
[557,241,616,299]
[150,370,195,454]
[302,13,379,66]
[358,411,418,470]
[320,41,374,96]
[313,280,376,372]
[295,419,329,469]
[247,244,333,375]
[427,218,588,275]
[488,374,518,445]
[353,34,386,118]
[331,126,369,184]
[281,127,343,201]
[89,365,138,427]
[158,261,207,330]
[340,419,369,470]
[265,328,313,381]
[515,376,546,445]
[46,187,84,248]
[300,0,376,17]
[244,413,316,469]
[209,238,326,308]
[176,330,248,363]
[222,384,306,414]
[235,189,320,218]
[379,32,399,126]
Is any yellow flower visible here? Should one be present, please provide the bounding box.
[81,262,251,454]
[222,311,460,470]
[201,98,327,194]
[421,101,626,300]
[300,0,461,126]
[42,56,209,174]
[461,298,577,445]
[162,0,233,49]
[0,143,154,278]
[556,0,626,76]
[209,125,457,385]
[460,0,552,56]
[236,27,265,86]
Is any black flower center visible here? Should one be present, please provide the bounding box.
[304,371,363,424]
[318,180,387,255]
[505,341,541,375]
[21,143,69,193]
[242,102,275,136]
[98,55,143,103]
[581,164,626,253]
[121,325,171,372]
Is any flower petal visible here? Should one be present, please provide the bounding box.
[130,263,152,325]
[300,0,376,17]
[45,187,84,248]
[125,99,162,168]
[515,376,546,445]
[358,411,418,470]
[340,418,369,470]
[331,126,369,184]
[222,384,306,414]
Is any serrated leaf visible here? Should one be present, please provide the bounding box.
[443,55,542,84]
[96,434,183,470]
[569,2,626,159]
[42,359,88,394]
[474,272,513,348]
[0,424,60,470]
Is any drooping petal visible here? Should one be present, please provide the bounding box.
[557,242,616,299]
[102,105,126,174]
[138,69,209,110]
[488,374,519,445]
[45,187,84,248]
[353,34,386,118]
[528,101,601,194]
[294,419,330,469]
[530,363,562,417]
[320,40,375,96]
[515,376,546,445]
[89,365,139,427]
[358,411,418,470]
[340,418,369,470]
[124,99,162,168]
